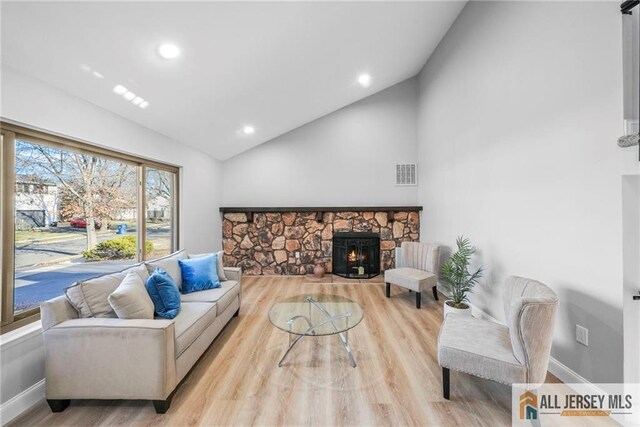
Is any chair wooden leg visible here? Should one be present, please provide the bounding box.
[442,367,450,400]
[152,394,173,414]
[432,285,439,301]
[47,399,70,413]
[416,292,421,309]
[385,282,391,298]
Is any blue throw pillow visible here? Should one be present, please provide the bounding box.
[179,253,221,294]
[145,268,181,319]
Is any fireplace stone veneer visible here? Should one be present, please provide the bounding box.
[220,207,421,276]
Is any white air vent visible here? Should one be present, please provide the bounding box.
[395,163,417,186]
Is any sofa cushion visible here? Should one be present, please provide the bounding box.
[146,268,182,319]
[384,267,437,292]
[108,272,155,319]
[65,264,149,318]
[145,250,187,289]
[173,302,217,357]
[179,254,221,294]
[180,280,239,313]
[438,313,527,385]
[189,251,227,281]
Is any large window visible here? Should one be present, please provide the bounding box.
[1,123,179,332]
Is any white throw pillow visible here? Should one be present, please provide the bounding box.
[145,250,187,289]
[108,272,155,319]
[189,251,227,281]
[64,264,149,318]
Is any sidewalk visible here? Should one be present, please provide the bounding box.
[15,230,115,246]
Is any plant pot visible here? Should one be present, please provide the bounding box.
[444,300,472,318]
[313,263,325,278]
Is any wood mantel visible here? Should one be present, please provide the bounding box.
[219,206,423,213]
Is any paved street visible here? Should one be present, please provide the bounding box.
[15,231,131,269]
[15,227,169,268]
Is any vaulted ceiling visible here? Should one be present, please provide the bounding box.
[1,1,465,160]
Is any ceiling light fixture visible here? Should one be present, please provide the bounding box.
[158,43,181,59]
[113,85,128,95]
[243,126,255,135]
[123,91,136,101]
[92,71,104,79]
[113,85,149,109]
[358,73,372,87]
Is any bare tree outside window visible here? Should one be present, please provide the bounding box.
[15,141,137,251]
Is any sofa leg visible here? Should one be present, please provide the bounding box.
[416,292,421,309]
[385,282,391,298]
[233,308,239,317]
[47,399,70,413]
[443,367,450,400]
[432,285,439,301]
[153,395,173,414]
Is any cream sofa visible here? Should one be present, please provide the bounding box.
[40,250,242,414]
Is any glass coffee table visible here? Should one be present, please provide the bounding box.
[268,294,364,368]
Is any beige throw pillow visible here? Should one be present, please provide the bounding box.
[64,264,149,318]
[108,272,154,319]
[145,250,187,289]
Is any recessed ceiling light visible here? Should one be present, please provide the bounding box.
[92,71,104,79]
[158,43,181,59]
[113,85,128,95]
[243,126,255,135]
[113,85,148,109]
[358,73,372,87]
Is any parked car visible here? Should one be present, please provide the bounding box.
[70,218,103,229]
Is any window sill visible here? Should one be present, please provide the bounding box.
[0,320,43,351]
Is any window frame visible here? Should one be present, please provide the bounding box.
[0,122,180,333]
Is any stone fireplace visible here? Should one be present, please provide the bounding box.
[220,207,422,275]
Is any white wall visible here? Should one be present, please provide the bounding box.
[0,67,223,418]
[222,78,419,207]
[1,67,223,254]
[623,176,640,384]
[417,1,639,383]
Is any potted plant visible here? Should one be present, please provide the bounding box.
[440,236,483,318]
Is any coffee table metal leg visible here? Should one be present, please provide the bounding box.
[278,313,353,367]
[336,332,357,368]
[278,333,307,367]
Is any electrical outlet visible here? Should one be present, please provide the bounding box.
[295,251,300,259]
[576,325,589,347]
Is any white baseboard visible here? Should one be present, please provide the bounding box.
[546,356,605,395]
[0,379,45,426]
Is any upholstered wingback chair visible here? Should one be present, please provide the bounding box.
[438,276,558,398]
[384,242,440,308]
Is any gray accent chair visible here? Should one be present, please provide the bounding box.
[384,242,440,308]
[438,276,558,399]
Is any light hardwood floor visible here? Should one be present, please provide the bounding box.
[12,276,561,426]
